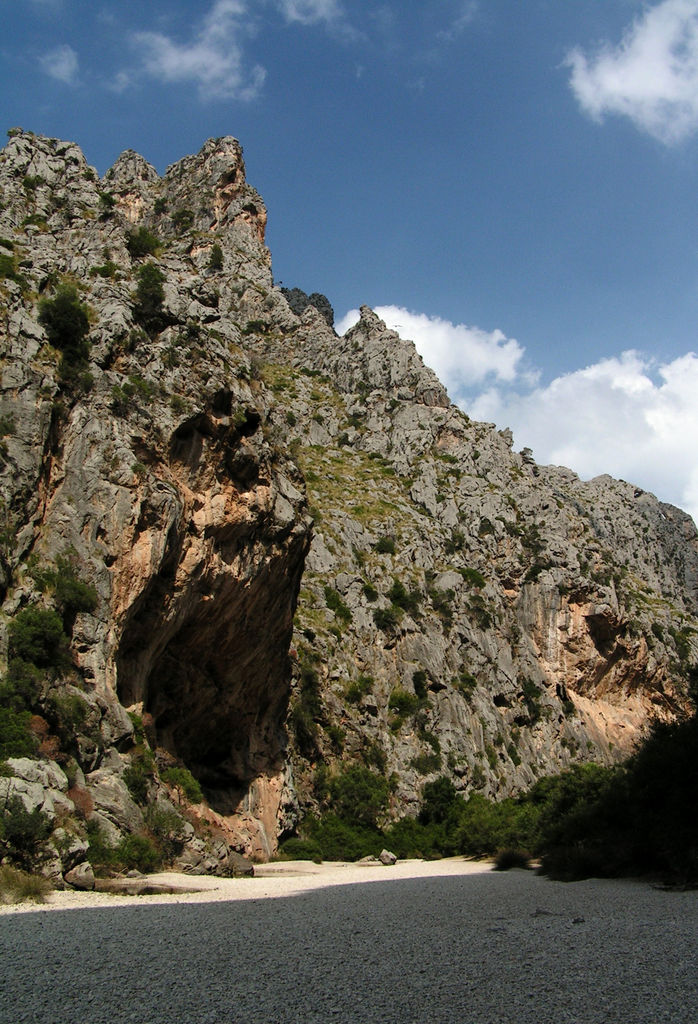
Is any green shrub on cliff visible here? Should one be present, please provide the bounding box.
[8,607,68,670]
[0,707,36,759]
[133,262,166,334]
[38,284,91,387]
[161,766,203,804]
[208,243,223,271]
[126,226,160,258]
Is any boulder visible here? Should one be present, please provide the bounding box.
[64,862,95,891]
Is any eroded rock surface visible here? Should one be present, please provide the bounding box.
[0,130,310,876]
[0,129,697,879]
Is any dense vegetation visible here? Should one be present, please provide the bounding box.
[282,710,698,884]
[0,556,96,760]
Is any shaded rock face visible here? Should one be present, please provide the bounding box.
[0,128,697,875]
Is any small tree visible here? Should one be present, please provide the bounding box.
[126,226,160,258]
[208,243,224,271]
[0,796,52,870]
[38,285,89,363]
[133,262,166,334]
[8,606,68,669]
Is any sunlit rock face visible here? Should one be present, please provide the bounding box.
[0,129,696,878]
[0,130,310,864]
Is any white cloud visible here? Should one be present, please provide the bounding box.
[467,350,698,523]
[277,0,344,25]
[38,44,78,84]
[437,1,478,44]
[129,0,266,101]
[566,0,698,144]
[337,305,527,396]
[275,0,359,42]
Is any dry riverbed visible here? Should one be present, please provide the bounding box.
[1,859,696,1024]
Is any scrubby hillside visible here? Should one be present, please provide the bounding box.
[0,129,696,884]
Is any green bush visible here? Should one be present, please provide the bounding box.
[3,658,42,710]
[161,766,203,804]
[388,688,421,718]
[374,536,396,555]
[0,252,28,290]
[494,848,531,871]
[537,717,698,882]
[34,557,97,633]
[387,579,420,615]
[133,262,166,334]
[172,208,194,232]
[38,284,90,373]
[145,806,186,862]
[290,701,319,760]
[45,692,92,749]
[0,707,37,759]
[97,192,116,216]
[324,586,352,624]
[362,739,387,772]
[329,766,391,829]
[115,834,161,873]
[325,723,345,753]
[412,670,428,700]
[461,567,486,588]
[290,661,324,760]
[90,261,118,279]
[430,588,455,627]
[346,674,373,704]
[123,751,155,805]
[409,751,441,774]
[382,816,439,859]
[520,676,543,724]
[303,814,384,862]
[208,243,224,271]
[126,226,160,258]
[456,793,507,856]
[8,606,68,669]
[373,607,399,632]
[277,837,323,862]
[86,820,116,872]
[22,174,44,192]
[418,776,460,826]
[454,671,477,698]
[0,796,52,869]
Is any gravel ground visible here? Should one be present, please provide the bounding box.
[1,867,697,1024]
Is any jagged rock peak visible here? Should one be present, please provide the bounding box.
[165,135,247,190]
[103,136,247,193]
[0,128,97,193]
[336,304,450,407]
[104,149,159,189]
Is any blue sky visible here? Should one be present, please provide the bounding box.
[3,0,698,521]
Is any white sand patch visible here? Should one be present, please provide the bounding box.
[0,857,494,914]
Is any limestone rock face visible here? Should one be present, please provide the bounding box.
[0,128,697,873]
[0,130,311,872]
[255,287,698,817]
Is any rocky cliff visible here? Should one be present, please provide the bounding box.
[0,129,696,884]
